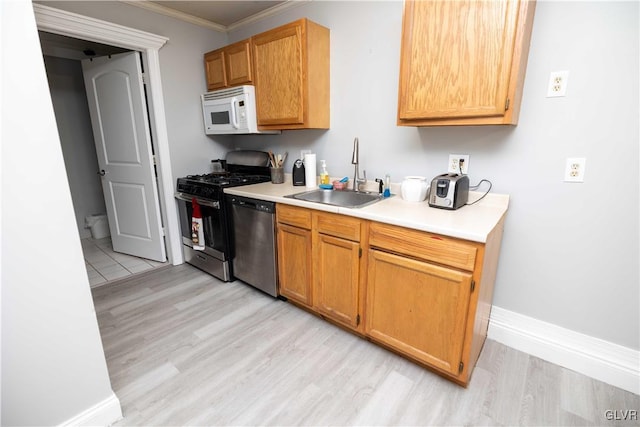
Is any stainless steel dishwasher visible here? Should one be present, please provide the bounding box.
[227,195,278,297]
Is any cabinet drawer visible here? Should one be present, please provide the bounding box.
[369,222,477,271]
[277,204,311,229]
[314,212,361,242]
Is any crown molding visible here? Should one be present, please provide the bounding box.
[119,0,227,32]
[120,0,310,33]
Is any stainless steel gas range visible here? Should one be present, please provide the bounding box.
[174,150,272,283]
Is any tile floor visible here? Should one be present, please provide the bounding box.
[81,237,167,287]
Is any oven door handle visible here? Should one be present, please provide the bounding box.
[175,193,220,209]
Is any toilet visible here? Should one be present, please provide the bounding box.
[85,214,110,239]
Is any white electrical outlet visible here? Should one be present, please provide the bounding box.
[547,70,570,97]
[300,149,312,161]
[564,157,586,182]
[448,154,470,174]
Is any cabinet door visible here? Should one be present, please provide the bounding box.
[204,50,226,91]
[365,249,473,376]
[204,50,227,91]
[398,0,527,122]
[314,234,361,329]
[225,39,253,86]
[252,21,305,126]
[277,223,313,306]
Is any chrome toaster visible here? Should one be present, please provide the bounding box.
[428,173,469,210]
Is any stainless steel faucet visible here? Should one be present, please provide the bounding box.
[351,137,366,192]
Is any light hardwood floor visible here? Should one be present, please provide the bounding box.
[92,264,639,426]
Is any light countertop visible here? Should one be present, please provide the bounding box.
[224,176,508,243]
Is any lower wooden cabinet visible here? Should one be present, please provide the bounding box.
[365,248,473,376]
[275,203,506,386]
[313,213,363,330]
[276,206,363,327]
[276,207,313,307]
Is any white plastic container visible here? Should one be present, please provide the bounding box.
[401,176,429,202]
[85,214,110,239]
[304,153,317,188]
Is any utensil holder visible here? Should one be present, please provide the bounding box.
[270,167,284,184]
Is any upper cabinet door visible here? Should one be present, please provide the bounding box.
[204,38,252,91]
[252,18,330,130]
[398,0,536,126]
[204,49,226,91]
[252,22,305,126]
[225,39,253,86]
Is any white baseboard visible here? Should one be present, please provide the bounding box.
[488,306,639,395]
[58,392,122,427]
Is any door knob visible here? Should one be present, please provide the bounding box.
[98,169,107,176]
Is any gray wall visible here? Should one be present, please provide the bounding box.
[44,55,107,238]
[2,1,117,424]
[28,0,639,354]
[228,1,640,350]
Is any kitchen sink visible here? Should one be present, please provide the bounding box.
[286,189,385,208]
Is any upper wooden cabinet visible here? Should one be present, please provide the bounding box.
[204,38,253,91]
[204,50,225,90]
[252,18,330,130]
[397,0,536,126]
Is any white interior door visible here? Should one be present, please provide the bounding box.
[82,52,166,262]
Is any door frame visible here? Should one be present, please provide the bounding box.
[34,3,183,264]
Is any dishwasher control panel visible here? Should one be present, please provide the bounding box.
[228,196,275,213]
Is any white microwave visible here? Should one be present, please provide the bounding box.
[202,85,262,135]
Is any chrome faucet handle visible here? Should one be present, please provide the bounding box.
[357,170,367,191]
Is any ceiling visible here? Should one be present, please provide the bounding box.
[126,0,296,31]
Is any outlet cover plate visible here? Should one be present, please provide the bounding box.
[547,70,570,97]
[564,157,586,182]
[448,154,470,174]
[300,150,312,161]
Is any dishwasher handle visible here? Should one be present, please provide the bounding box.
[229,195,275,214]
